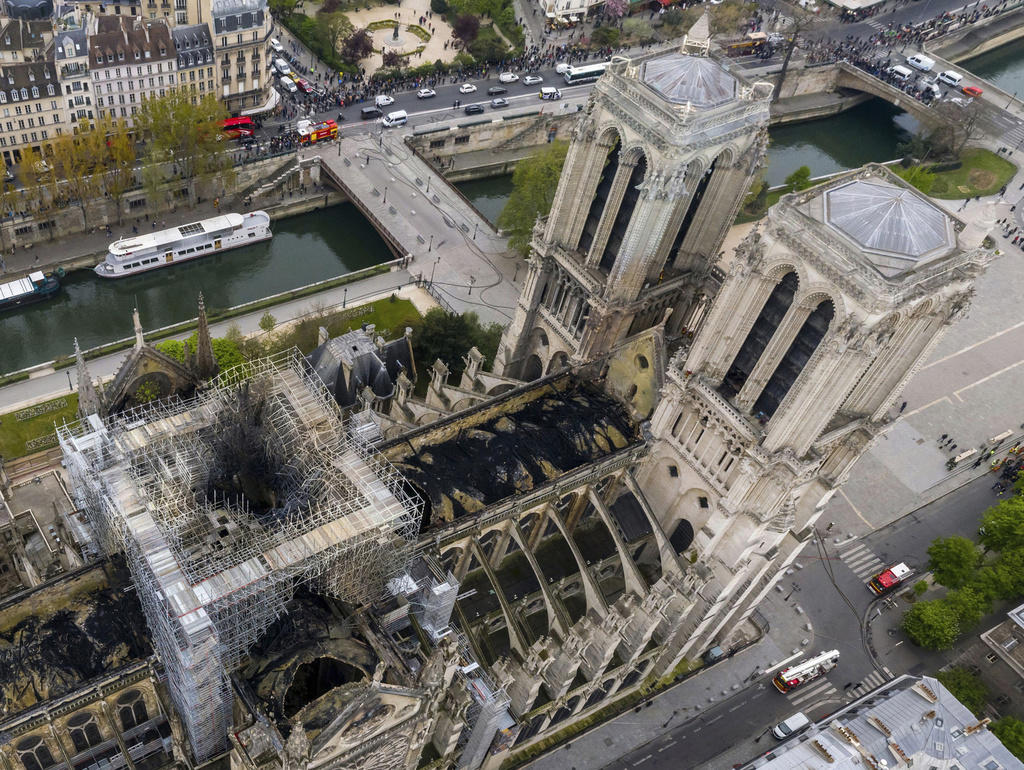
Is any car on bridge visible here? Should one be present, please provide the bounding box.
[490,97,509,108]
[458,83,477,94]
[464,104,485,115]
[523,75,543,85]
[417,88,436,99]
[498,72,519,83]
[375,94,395,107]
[487,86,508,95]
[963,85,984,98]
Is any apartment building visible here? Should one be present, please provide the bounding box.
[88,15,175,122]
[54,27,95,129]
[0,60,64,167]
[171,23,214,102]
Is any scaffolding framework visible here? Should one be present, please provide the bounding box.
[58,350,422,762]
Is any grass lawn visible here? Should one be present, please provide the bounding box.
[736,186,785,224]
[899,148,1017,199]
[0,393,79,459]
[267,296,423,356]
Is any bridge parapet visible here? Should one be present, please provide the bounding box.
[834,62,942,126]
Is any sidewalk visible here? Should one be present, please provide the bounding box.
[526,591,816,770]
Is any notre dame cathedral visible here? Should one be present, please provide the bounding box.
[5,19,990,770]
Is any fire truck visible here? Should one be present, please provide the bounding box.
[772,650,840,693]
[298,119,338,146]
[868,562,913,595]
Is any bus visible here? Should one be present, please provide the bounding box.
[563,61,610,85]
[220,116,256,140]
[772,650,839,693]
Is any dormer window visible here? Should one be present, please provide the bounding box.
[96,54,102,64]
[118,51,124,61]
[134,50,140,59]
[44,70,49,79]
[106,54,113,63]
[0,92,7,104]
[30,86,37,98]
[46,84,53,95]
[10,90,17,101]
[20,88,28,100]
[159,46,165,56]
[144,50,151,58]
[28,71,34,81]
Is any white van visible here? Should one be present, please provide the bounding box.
[274,57,291,76]
[381,109,408,128]
[889,65,913,82]
[555,62,570,74]
[539,87,562,100]
[906,53,935,72]
[937,70,963,87]
[279,75,297,93]
[772,712,810,740]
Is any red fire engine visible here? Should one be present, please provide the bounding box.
[772,650,840,693]
[868,562,912,595]
[298,119,338,146]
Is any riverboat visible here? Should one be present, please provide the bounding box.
[0,269,61,313]
[94,211,272,278]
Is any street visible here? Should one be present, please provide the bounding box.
[572,472,1002,770]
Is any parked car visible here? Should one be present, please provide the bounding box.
[417,88,437,99]
[487,86,507,95]
[375,94,395,107]
[490,97,509,108]
[463,103,485,114]
[498,71,519,83]
[523,75,543,85]
[269,38,283,53]
[458,83,478,94]
[962,85,984,98]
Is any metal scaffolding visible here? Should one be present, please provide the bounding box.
[58,350,422,762]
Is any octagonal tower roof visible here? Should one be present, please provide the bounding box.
[640,53,737,109]
[823,179,956,275]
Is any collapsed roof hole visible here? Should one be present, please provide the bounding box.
[283,657,365,719]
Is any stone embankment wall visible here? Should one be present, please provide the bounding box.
[927,6,1024,62]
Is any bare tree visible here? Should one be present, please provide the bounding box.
[928,99,983,158]
[772,9,815,105]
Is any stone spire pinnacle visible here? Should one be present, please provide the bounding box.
[193,292,218,380]
[683,11,712,55]
[75,338,102,418]
[132,307,145,350]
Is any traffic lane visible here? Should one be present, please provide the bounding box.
[603,674,845,770]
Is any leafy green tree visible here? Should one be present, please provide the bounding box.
[259,312,277,333]
[155,334,244,370]
[992,716,1024,761]
[135,91,233,207]
[945,586,990,629]
[468,26,507,62]
[899,165,936,195]
[411,309,502,381]
[319,12,353,57]
[661,6,686,28]
[498,141,568,256]
[430,0,448,12]
[622,18,654,42]
[927,535,980,589]
[936,667,990,716]
[784,165,812,191]
[591,26,621,47]
[902,599,960,650]
[980,496,1024,553]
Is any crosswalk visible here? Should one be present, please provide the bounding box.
[863,17,888,32]
[838,542,885,581]
[785,677,839,710]
[1003,122,1024,151]
[847,670,889,699]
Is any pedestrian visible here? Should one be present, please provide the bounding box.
[899,401,907,412]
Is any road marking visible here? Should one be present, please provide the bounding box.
[764,650,805,674]
[838,489,874,529]
[955,358,1024,398]
[706,714,724,724]
[729,703,745,712]
[658,741,677,752]
[919,319,1024,370]
[633,755,652,766]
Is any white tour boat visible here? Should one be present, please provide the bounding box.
[94,211,272,278]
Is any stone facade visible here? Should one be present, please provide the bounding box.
[496,37,772,380]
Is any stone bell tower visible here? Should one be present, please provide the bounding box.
[496,20,773,379]
[637,165,991,670]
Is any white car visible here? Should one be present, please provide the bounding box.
[523,75,543,85]
[417,88,436,99]
[458,83,477,94]
[498,72,519,83]
[269,38,283,53]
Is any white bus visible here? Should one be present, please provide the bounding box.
[563,61,610,85]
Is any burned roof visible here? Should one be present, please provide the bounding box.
[384,376,640,524]
[0,563,151,716]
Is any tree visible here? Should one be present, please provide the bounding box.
[101,118,138,224]
[945,586,990,630]
[591,26,620,47]
[927,535,980,589]
[382,50,404,68]
[135,91,233,207]
[341,28,374,63]
[319,12,353,58]
[784,165,812,191]
[453,14,481,45]
[898,164,936,195]
[411,309,502,381]
[497,141,568,256]
[155,333,244,370]
[928,99,982,158]
[709,0,756,35]
[980,496,1024,553]
[661,6,686,29]
[259,312,277,333]
[622,18,654,42]
[936,667,990,716]
[430,0,449,13]
[468,26,507,62]
[992,716,1024,762]
[604,0,628,19]
[771,7,814,104]
[50,120,106,230]
[902,599,960,650]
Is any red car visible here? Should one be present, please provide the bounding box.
[962,85,983,98]
[295,77,312,94]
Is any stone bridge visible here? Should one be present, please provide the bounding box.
[833,62,943,126]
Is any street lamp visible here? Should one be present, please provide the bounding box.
[429,255,441,287]
[343,286,347,308]
[513,261,521,282]
[468,275,477,295]
[383,186,388,205]
[1007,91,1018,109]
[473,221,479,241]
[428,234,434,252]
